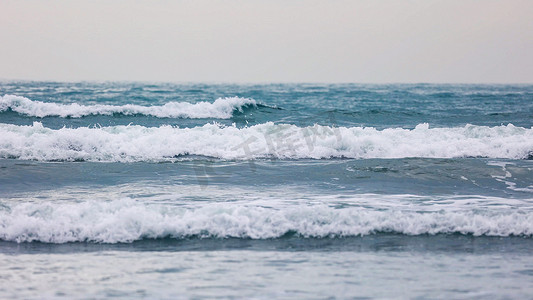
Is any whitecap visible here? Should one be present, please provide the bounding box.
[1,198,532,243]
[0,122,532,161]
[0,95,256,119]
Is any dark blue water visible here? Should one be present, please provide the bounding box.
[1,82,533,298]
[1,82,532,129]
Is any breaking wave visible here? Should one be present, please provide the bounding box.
[0,199,532,243]
[0,95,256,119]
[0,122,532,161]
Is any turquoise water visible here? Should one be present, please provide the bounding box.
[1,82,533,298]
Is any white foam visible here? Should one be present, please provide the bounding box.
[0,198,531,243]
[488,161,533,192]
[0,95,256,118]
[0,122,532,161]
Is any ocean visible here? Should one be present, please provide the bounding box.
[1,82,532,298]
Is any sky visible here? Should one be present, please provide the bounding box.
[1,0,532,83]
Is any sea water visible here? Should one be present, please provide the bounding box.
[1,82,533,298]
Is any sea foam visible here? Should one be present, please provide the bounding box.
[0,122,532,161]
[0,95,256,118]
[0,199,532,243]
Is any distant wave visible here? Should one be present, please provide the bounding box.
[0,199,532,243]
[0,95,256,118]
[0,122,532,162]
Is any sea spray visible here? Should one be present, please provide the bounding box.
[0,95,256,119]
[0,122,531,161]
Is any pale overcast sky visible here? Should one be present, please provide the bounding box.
[1,0,532,83]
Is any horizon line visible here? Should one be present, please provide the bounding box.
[1,78,532,86]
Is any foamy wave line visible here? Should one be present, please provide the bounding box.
[0,199,531,243]
[0,122,532,161]
[0,95,256,118]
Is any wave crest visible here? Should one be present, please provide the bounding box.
[0,122,532,161]
[1,199,532,243]
[0,95,256,118]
